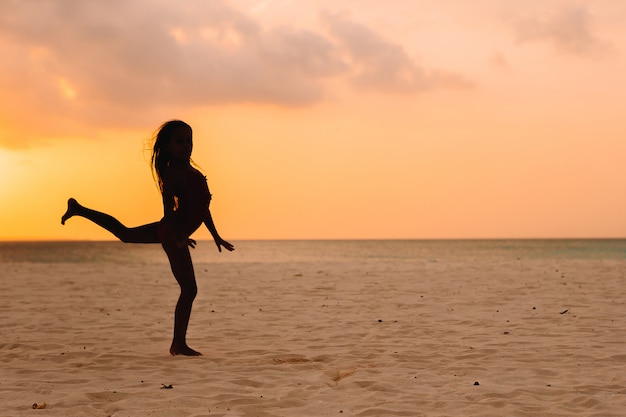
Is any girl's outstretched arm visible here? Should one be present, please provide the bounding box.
[204,210,235,252]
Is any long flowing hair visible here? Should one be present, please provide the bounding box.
[150,120,193,193]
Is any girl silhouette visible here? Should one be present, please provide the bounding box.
[61,120,234,356]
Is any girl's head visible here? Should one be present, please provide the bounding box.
[151,120,193,192]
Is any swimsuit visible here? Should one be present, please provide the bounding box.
[158,168,211,244]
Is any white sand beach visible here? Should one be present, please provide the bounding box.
[1,241,625,416]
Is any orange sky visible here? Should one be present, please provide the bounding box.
[1,0,625,240]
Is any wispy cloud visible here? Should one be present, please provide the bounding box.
[322,12,472,93]
[514,5,610,56]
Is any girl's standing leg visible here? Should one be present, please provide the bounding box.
[161,239,201,356]
[61,198,159,243]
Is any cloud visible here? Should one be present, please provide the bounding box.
[514,5,610,55]
[0,0,347,143]
[321,12,472,93]
[0,0,469,147]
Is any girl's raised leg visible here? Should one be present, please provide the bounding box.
[61,198,159,243]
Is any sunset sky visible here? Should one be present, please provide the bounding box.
[1,0,625,241]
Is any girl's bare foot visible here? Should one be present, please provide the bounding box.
[61,198,80,225]
[170,344,202,356]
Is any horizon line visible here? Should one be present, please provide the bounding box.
[1,237,625,243]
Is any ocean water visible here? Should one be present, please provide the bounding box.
[0,239,625,265]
